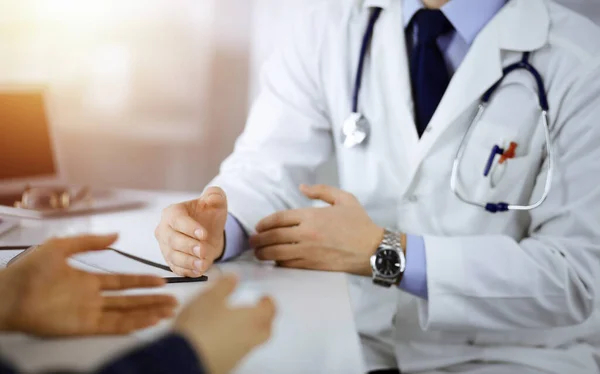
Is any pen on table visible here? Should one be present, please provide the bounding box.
[165,276,208,284]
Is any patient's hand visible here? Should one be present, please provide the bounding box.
[155,187,228,277]
[174,275,276,374]
[0,234,177,337]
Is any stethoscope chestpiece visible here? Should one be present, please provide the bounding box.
[341,7,381,149]
[341,112,370,148]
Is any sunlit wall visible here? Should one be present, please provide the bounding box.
[0,0,597,191]
[0,0,251,191]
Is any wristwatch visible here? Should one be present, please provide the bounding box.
[370,229,406,288]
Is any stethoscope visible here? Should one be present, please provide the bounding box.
[342,7,554,213]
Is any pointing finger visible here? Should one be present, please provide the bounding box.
[48,234,119,257]
[300,184,355,205]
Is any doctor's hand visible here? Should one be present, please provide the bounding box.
[251,185,384,276]
[0,234,178,337]
[155,187,228,278]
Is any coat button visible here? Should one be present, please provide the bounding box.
[407,195,418,203]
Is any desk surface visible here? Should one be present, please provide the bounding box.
[0,190,365,374]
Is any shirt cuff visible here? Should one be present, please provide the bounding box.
[398,235,429,300]
[219,214,249,262]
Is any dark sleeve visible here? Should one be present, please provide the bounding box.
[0,358,18,374]
[96,334,206,374]
[0,334,205,374]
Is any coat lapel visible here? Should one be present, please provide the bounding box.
[414,13,504,164]
[370,0,421,178]
[414,0,551,168]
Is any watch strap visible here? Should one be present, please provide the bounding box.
[371,230,407,287]
[381,229,405,254]
[373,278,395,288]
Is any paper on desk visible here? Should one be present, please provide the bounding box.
[0,217,19,237]
[71,250,177,278]
[0,248,176,277]
[0,250,23,268]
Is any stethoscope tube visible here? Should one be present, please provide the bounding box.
[482,52,549,111]
[341,7,383,148]
[347,7,553,213]
[352,7,382,113]
[451,53,554,213]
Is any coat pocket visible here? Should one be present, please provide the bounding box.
[460,121,544,207]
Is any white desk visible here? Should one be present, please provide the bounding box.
[0,190,366,374]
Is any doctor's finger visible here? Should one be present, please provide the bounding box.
[200,187,227,209]
[162,230,204,258]
[255,244,304,262]
[168,250,209,275]
[168,213,206,241]
[256,210,305,232]
[300,184,356,205]
[249,227,302,249]
[169,263,205,278]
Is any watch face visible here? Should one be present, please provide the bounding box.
[375,249,402,277]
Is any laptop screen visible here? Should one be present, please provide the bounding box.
[0,91,56,180]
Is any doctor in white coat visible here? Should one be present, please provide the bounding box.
[155,0,600,373]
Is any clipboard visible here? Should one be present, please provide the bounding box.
[0,217,19,237]
[0,246,207,283]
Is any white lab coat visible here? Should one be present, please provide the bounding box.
[209,0,600,373]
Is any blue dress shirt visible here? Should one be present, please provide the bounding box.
[221,0,508,301]
[398,0,508,299]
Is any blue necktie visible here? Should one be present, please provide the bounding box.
[409,9,454,137]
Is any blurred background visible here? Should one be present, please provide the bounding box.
[0,0,597,192]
